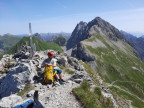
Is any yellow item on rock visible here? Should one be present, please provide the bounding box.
[43,66,56,84]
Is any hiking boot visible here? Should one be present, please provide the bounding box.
[61,79,66,82]
[59,81,65,85]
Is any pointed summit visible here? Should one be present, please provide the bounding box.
[66,21,87,50]
[87,17,125,40]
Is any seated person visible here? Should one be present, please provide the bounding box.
[41,51,65,84]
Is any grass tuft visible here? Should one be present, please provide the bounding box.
[80,61,99,84]
[17,83,31,96]
[64,68,74,75]
[73,81,113,108]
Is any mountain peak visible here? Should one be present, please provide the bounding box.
[87,17,125,40]
[93,16,103,21]
[66,21,88,50]
[66,17,126,50]
[79,21,87,25]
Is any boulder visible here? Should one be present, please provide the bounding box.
[0,61,4,72]
[67,56,84,71]
[71,42,96,62]
[56,56,68,66]
[70,70,92,83]
[0,94,23,108]
[0,61,37,98]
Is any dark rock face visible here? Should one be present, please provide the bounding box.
[66,17,126,50]
[33,33,45,41]
[66,21,88,50]
[71,42,95,62]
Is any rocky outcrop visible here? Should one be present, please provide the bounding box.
[0,49,4,55]
[70,70,91,83]
[0,94,23,107]
[66,21,88,50]
[13,42,31,59]
[71,42,95,62]
[0,61,37,98]
[56,56,68,67]
[33,33,45,41]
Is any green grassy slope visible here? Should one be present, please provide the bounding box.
[73,81,113,108]
[85,34,144,107]
[0,35,21,50]
[6,37,63,54]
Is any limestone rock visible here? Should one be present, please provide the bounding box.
[56,56,68,66]
[26,90,35,97]
[66,21,88,50]
[70,70,92,82]
[0,61,37,98]
[0,94,23,108]
[67,56,85,71]
[71,42,96,62]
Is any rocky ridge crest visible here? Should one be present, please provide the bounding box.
[0,46,94,107]
[66,17,126,50]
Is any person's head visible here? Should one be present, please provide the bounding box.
[47,51,54,59]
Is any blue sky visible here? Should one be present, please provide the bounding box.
[0,0,144,36]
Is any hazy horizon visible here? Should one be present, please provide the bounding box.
[0,0,144,36]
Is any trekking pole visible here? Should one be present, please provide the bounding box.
[33,90,44,108]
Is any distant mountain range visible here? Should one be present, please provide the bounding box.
[40,32,71,40]
[141,35,144,38]
[121,30,144,61]
[120,30,137,41]
[0,32,70,55]
[16,32,71,41]
[0,34,21,51]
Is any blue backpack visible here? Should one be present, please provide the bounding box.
[12,99,35,108]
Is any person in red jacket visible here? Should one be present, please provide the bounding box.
[41,51,65,84]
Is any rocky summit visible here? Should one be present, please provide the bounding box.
[0,44,106,107]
